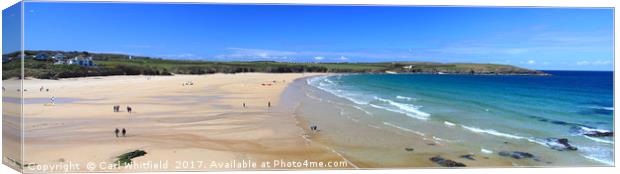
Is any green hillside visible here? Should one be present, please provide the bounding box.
[2,50,548,79]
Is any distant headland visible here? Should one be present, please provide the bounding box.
[2,50,549,80]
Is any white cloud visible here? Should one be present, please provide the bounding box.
[214,47,421,61]
[576,61,590,66]
[434,44,530,55]
[519,60,536,65]
[576,60,612,66]
[527,60,536,64]
[533,32,612,44]
[215,48,297,60]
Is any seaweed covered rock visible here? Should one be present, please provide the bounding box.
[498,151,534,159]
[115,150,147,166]
[429,156,466,167]
[545,138,578,151]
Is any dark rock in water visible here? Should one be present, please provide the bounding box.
[503,141,509,144]
[584,131,614,137]
[570,126,613,137]
[498,151,534,159]
[557,139,576,150]
[550,120,568,125]
[427,142,437,146]
[429,156,466,167]
[545,138,577,151]
[460,154,475,161]
[405,148,414,152]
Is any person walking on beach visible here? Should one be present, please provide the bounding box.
[243,102,246,108]
[50,96,55,104]
[268,101,271,108]
[115,128,120,138]
[310,122,319,133]
[40,86,44,92]
[127,106,132,114]
[122,128,127,137]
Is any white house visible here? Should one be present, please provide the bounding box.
[54,56,95,67]
[34,53,49,60]
[67,56,95,67]
[51,53,66,60]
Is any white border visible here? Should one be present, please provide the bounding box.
[13,0,620,8]
[1,1,618,174]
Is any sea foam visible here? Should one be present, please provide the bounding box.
[444,121,456,127]
[373,97,430,120]
[461,125,525,140]
[396,95,415,101]
[307,76,372,105]
[577,145,614,166]
[308,76,431,120]
[481,148,493,154]
[584,136,614,144]
[586,105,614,111]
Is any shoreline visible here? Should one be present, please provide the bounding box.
[283,75,508,168]
[287,74,607,168]
[2,72,611,171]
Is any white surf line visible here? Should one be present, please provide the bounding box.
[367,124,381,129]
[383,122,426,137]
[481,148,493,154]
[299,131,360,169]
[291,103,359,169]
[351,105,373,116]
[292,103,312,147]
[325,146,360,169]
[581,153,613,166]
[443,121,456,127]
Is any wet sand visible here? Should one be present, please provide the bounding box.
[285,76,601,168]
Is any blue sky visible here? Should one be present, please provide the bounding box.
[5,2,615,70]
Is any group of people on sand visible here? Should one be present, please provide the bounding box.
[113,105,132,137]
[242,101,272,108]
[310,124,319,133]
[261,80,287,86]
[2,86,51,93]
[39,86,50,92]
[182,81,194,86]
[114,128,127,138]
[113,105,133,113]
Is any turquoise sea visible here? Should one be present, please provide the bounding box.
[305,71,613,166]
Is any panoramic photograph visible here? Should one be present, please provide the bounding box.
[1,1,615,172]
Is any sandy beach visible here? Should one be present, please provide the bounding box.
[3,73,354,172]
[2,72,608,172]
